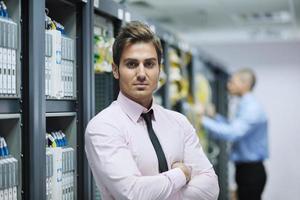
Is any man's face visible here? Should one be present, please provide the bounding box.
[227,74,244,96]
[112,42,160,107]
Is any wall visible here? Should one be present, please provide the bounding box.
[254,66,300,200]
[200,42,300,200]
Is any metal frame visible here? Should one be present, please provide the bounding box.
[22,0,46,199]
[161,41,171,109]
[190,53,197,102]
[0,99,20,113]
[94,0,125,20]
[46,100,77,113]
[76,0,93,200]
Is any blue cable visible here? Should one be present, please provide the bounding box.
[2,138,9,156]
[60,131,67,147]
[0,2,3,17]
[0,137,4,157]
[0,1,8,18]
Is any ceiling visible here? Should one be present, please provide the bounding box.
[123,0,300,69]
[124,0,300,43]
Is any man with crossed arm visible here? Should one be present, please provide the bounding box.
[85,21,219,200]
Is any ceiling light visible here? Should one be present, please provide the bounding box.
[126,0,154,8]
[232,10,293,24]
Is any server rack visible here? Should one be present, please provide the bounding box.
[155,28,182,110]
[93,15,115,114]
[213,69,230,200]
[21,0,92,199]
[151,39,170,108]
[44,1,79,199]
[206,61,230,200]
[0,0,22,200]
[166,45,193,114]
[191,54,230,200]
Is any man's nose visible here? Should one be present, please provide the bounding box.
[137,64,146,81]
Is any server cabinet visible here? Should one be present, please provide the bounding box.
[153,40,169,108]
[44,1,79,199]
[0,1,22,199]
[212,68,229,200]
[207,62,230,200]
[21,0,91,199]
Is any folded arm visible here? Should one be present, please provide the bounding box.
[85,122,187,200]
[181,117,220,200]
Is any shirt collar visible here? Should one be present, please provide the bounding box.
[117,92,156,123]
[241,92,253,101]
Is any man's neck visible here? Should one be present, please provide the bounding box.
[121,91,153,109]
[240,89,251,97]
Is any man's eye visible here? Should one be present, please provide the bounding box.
[144,61,155,68]
[126,62,138,68]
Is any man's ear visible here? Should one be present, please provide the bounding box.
[112,63,119,79]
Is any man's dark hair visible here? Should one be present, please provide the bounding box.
[112,21,163,67]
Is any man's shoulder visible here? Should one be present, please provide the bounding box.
[85,101,126,139]
[155,104,188,123]
[87,101,122,129]
[243,93,261,106]
[240,95,267,121]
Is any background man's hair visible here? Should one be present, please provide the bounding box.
[237,68,256,90]
[112,21,163,67]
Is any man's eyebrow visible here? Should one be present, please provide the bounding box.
[123,58,157,62]
[123,58,139,62]
[144,58,157,62]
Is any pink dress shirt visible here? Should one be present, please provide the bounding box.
[85,92,219,200]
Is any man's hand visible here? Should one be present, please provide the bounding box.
[195,103,205,124]
[172,162,191,184]
[205,103,216,118]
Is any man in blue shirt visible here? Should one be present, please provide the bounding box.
[201,68,269,200]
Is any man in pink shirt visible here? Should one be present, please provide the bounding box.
[85,21,219,200]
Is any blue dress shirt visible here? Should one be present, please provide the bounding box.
[202,93,269,162]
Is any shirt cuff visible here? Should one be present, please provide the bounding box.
[162,168,186,192]
[202,116,211,128]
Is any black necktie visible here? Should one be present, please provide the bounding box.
[141,110,168,173]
